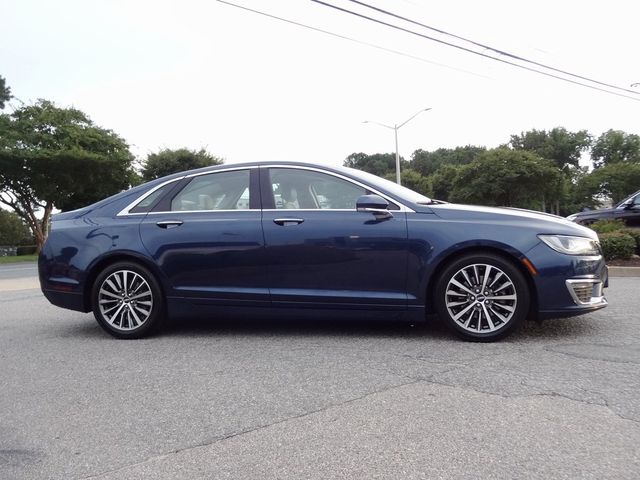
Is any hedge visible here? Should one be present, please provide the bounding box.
[16,245,37,256]
[599,232,636,260]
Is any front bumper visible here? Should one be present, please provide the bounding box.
[526,242,608,320]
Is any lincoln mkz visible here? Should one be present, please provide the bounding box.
[39,162,608,341]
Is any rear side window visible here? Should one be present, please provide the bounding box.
[129,182,176,214]
[171,170,251,211]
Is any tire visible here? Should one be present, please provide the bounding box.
[434,252,530,342]
[91,261,165,339]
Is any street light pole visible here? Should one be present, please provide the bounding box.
[363,107,432,185]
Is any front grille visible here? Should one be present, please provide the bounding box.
[572,284,592,303]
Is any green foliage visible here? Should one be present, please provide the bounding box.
[624,228,640,255]
[430,164,461,202]
[591,130,640,169]
[383,169,430,195]
[0,99,136,248]
[510,127,591,172]
[141,148,224,182]
[449,148,563,208]
[0,209,29,245]
[577,162,640,205]
[599,232,636,260]
[16,245,37,255]
[589,219,626,234]
[410,146,485,177]
[0,75,11,110]
[344,152,406,177]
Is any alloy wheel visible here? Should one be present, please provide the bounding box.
[98,269,154,331]
[444,263,517,334]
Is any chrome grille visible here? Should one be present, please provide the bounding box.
[572,284,592,303]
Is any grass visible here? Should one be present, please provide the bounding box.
[0,254,38,265]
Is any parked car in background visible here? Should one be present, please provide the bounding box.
[39,162,607,341]
[567,189,640,227]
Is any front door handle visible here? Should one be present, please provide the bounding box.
[273,218,304,226]
[156,220,183,229]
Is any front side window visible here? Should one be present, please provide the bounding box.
[171,170,251,211]
[270,168,367,210]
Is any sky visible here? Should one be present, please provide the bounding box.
[2,0,639,168]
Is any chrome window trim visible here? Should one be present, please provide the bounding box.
[117,164,415,216]
[116,166,257,217]
[265,164,415,213]
[117,177,185,217]
[147,209,259,215]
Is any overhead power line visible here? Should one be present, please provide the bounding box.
[346,0,640,97]
[215,0,490,79]
[310,0,640,103]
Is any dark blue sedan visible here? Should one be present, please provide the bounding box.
[39,162,608,341]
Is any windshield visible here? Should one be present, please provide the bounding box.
[337,166,432,204]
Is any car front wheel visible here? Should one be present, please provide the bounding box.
[434,253,530,341]
[91,261,165,339]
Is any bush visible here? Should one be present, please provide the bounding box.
[590,219,626,234]
[624,228,640,255]
[599,232,636,260]
[16,245,37,256]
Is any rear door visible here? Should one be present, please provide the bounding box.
[139,167,268,306]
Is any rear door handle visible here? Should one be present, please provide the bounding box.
[273,218,304,226]
[156,220,183,229]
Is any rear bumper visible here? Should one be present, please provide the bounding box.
[41,288,88,312]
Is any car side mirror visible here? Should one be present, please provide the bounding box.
[356,194,392,218]
[622,200,634,210]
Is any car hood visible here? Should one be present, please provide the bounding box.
[569,207,617,218]
[425,203,598,240]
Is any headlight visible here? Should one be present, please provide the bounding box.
[566,214,578,221]
[538,235,600,256]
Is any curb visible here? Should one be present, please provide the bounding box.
[608,266,640,277]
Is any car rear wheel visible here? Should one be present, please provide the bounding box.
[434,253,530,341]
[91,261,165,339]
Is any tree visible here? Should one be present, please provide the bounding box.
[0,75,11,110]
[0,209,29,245]
[141,148,224,182]
[577,163,640,206]
[0,100,136,250]
[384,169,430,195]
[591,129,640,169]
[344,152,407,177]
[509,127,591,172]
[450,148,564,211]
[430,164,462,202]
[410,146,485,177]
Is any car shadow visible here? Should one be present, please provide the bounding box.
[56,313,601,343]
[161,314,451,341]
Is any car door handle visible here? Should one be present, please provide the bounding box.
[156,220,183,229]
[273,218,304,226]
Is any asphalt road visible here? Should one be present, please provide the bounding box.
[0,263,38,280]
[1,268,639,479]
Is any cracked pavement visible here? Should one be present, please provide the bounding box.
[1,277,639,479]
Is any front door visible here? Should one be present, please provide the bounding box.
[260,166,409,309]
